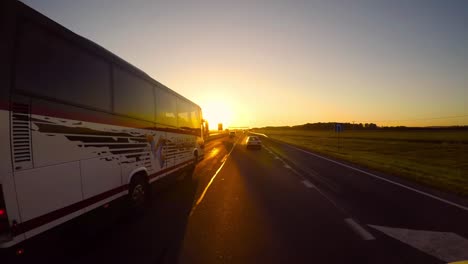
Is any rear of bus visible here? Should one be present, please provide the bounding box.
[1,0,24,248]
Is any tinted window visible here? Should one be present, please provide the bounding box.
[191,107,201,128]
[16,23,111,111]
[177,99,191,128]
[113,67,155,121]
[155,87,177,127]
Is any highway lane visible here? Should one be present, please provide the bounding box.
[181,135,365,263]
[256,133,468,263]
[179,133,448,263]
[5,132,466,263]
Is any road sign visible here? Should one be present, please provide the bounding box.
[335,123,343,132]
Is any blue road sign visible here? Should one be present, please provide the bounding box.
[335,123,342,132]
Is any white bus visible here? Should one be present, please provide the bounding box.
[0,1,206,249]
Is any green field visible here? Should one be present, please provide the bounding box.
[255,129,468,196]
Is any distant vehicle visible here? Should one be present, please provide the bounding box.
[0,1,205,249]
[229,131,236,138]
[246,136,262,149]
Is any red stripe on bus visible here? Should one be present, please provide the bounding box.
[148,159,194,180]
[0,101,9,111]
[0,100,201,137]
[14,159,194,235]
[14,185,128,236]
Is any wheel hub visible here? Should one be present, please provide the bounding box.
[131,184,145,204]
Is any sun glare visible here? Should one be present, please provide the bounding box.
[201,101,234,130]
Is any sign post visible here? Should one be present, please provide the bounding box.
[335,123,343,153]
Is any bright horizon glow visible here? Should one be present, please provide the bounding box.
[200,98,234,129]
[21,0,468,128]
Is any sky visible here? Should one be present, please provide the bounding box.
[21,0,468,128]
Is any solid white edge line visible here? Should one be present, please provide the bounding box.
[264,145,349,215]
[345,218,376,241]
[282,143,468,212]
[190,135,241,215]
[221,154,228,163]
[264,145,322,188]
[263,145,342,194]
[194,159,227,207]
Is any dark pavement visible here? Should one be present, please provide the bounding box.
[6,132,468,263]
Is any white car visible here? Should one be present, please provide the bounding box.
[246,136,262,149]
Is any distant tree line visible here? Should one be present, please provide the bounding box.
[254,122,468,131]
[259,122,377,131]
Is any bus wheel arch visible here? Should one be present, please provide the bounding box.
[127,167,149,185]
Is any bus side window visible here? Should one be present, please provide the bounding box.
[191,107,201,129]
[112,67,155,122]
[155,87,177,127]
[177,99,191,129]
[15,22,111,111]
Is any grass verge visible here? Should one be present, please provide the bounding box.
[256,129,468,197]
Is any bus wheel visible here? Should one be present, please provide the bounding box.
[128,175,149,209]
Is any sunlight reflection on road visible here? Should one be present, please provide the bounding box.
[208,147,220,158]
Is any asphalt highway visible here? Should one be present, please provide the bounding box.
[5,132,468,263]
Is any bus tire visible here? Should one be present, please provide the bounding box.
[128,174,150,210]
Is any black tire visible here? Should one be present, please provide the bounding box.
[128,174,150,210]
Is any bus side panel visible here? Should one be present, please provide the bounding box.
[15,106,164,234]
[14,161,83,224]
[121,129,167,185]
[164,132,176,170]
[81,157,121,200]
[29,100,126,204]
[29,104,124,203]
[167,131,196,167]
[13,100,114,236]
